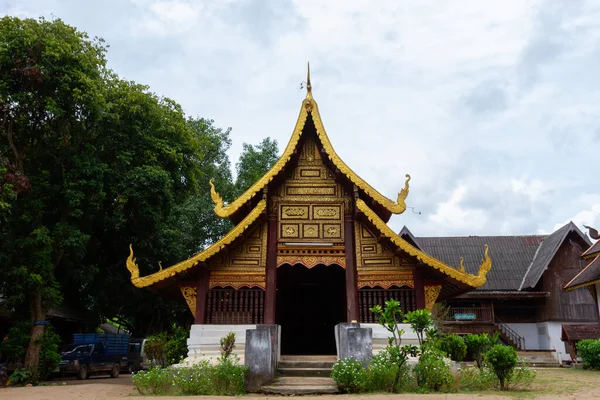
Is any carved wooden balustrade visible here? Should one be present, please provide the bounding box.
[205,287,264,324]
[358,287,417,323]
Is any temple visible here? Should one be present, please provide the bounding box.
[126,65,492,357]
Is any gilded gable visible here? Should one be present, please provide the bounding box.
[272,135,351,244]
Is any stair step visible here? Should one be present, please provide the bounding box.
[261,377,339,395]
[277,367,332,377]
[278,360,335,368]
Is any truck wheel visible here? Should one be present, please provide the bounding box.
[77,364,89,380]
[110,363,120,378]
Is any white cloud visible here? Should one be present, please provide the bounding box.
[3,0,600,237]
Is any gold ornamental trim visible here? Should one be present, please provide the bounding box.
[356,199,492,288]
[424,285,442,311]
[277,255,346,269]
[358,272,414,289]
[208,68,411,218]
[126,200,267,288]
[209,272,266,290]
[179,286,197,315]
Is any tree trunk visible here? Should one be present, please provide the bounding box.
[24,290,45,376]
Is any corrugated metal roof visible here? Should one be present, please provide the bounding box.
[417,235,545,291]
[561,324,600,342]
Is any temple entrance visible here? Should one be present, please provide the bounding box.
[276,264,346,355]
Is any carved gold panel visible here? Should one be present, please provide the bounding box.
[323,224,342,239]
[303,224,320,238]
[424,285,442,311]
[281,205,309,220]
[208,222,266,274]
[277,246,346,268]
[286,186,336,196]
[313,205,341,220]
[300,168,321,178]
[281,224,300,239]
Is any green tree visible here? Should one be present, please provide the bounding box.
[485,344,517,390]
[464,333,492,368]
[404,309,433,347]
[234,137,278,196]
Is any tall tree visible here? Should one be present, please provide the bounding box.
[0,16,108,374]
[234,137,279,196]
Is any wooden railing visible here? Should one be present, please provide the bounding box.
[494,317,525,350]
[205,288,264,324]
[446,307,494,322]
[358,288,416,323]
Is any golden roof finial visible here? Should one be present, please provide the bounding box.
[306,62,312,100]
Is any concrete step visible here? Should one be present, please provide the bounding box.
[278,360,336,369]
[261,377,339,395]
[277,367,332,377]
[517,351,560,367]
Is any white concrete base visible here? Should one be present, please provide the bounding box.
[361,323,420,354]
[185,324,256,365]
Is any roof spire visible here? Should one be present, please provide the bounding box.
[305,62,313,101]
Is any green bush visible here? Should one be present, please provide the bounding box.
[366,347,413,393]
[331,357,367,393]
[577,339,600,370]
[485,344,517,390]
[132,359,247,395]
[144,333,168,367]
[413,348,454,392]
[0,321,61,381]
[459,360,535,391]
[165,324,188,365]
[404,309,433,346]
[463,333,492,368]
[439,334,467,361]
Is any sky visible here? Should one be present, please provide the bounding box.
[2,0,600,238]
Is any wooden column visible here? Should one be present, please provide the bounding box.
[264,213,278,324]
[414,268,425,310]
[344,214,359,322]
[194,266,210,324]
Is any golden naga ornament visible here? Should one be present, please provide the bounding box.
[459,256,466,272]
[126,244,140,280]
[209,178,228,218]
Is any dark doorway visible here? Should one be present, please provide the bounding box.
[276,264,346,355]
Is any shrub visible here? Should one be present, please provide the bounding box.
[219,332,236,361]
[459,359,535,391]
[404,309,433,346]
[331,357,367,393]
[485,344,517,390]
[438,334,467,362]
[463,333,492,368]
[413,348,454,392]
[132,357,247,395]
[131,366,171,395]
[165,324,188,365]
[144,333,168,367]
[366,347,413,393]
[577,339,600,370]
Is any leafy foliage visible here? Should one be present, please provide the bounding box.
[577,339,600,370]
[485,344,518,390]
[438,333,467,361]
[0,321,61,382]
[404,309,433,346]
[219,332,236,361]
[464,333,492,368]
[413,348,454,392]
[459,360,535,391]
[331,357,367,393]
[234,137,279,196]
[165,324,189,365]
[366,347,413,393]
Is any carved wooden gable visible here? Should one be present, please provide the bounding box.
[206,222,267,289]
[355,221,415,289]
[272,135,352,245]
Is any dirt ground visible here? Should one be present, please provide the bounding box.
[1,369,599,399]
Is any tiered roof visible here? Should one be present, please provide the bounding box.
[126,65,492,294]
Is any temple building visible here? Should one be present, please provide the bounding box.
[125,66,492,358]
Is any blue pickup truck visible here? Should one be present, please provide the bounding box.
[56,334,129,380]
